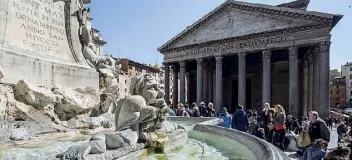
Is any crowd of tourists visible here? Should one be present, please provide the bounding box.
[169,101,352,159]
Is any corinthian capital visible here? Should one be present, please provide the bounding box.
[180,61,186,68]
[262,49,271,60]
[196,58,203,66]
[215,56,223,65]
[319,41,331,52]
[288,46,298,57]
[238,52,246,60]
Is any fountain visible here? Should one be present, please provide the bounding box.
[0,117,290,160]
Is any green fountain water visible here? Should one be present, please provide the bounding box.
[0,121,257,160]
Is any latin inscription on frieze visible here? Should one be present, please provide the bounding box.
[8,0,74,61]
[185,36,288,55]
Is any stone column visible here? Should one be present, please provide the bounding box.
[172,65,179,109]
[238,52,246,107]
[262,50,272,106]
[302,60,308,116]
[186,72,191,104]
[163,64,170,105]
[318,41,331,119]
[313,47,320,111]
[289,47,299,117]
[203,62,209,103]
[307,55,313,113]
[215,56,223,113]
[196,59,203,105]
[179,61,186,104]
[208,67,213,103]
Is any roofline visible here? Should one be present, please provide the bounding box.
[118,58,161,73]
[158,0,340,53]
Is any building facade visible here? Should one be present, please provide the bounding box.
[341,62,352,105]
[159,0,342,118]
[116,58,163,98]
[330,77,346,107]
[330,69,340,82]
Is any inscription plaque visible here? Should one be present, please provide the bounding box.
[8,0,74,62]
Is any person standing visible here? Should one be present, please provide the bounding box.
[206,103,216,117]
[308,111,330,143]
[261,103,271,136]
[219,107,232,128]
[273,104,286,150]
[199,102,206,117]
[337,121,348,143]
[191,102,200,117]
[232,105,249,132]
[185,104,194,117]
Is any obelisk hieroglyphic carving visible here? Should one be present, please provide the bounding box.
[289,46,299,117]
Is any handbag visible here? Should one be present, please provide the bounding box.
[275,125,285,131]
[298,131,311,147]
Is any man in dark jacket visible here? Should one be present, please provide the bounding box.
[232,105,249,132]
[199,102,206,117]
[308,111,330,143]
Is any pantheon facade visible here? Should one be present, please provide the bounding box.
[159,0,342,118]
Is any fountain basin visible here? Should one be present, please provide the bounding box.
[0,117,289,160]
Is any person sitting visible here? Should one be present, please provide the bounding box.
[337,121,348,143]
[249,118,260,135]
[296,121,311,155]
[303,139,327,160]
[256,128,265,140]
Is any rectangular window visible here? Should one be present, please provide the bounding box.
[330,91,332,94]
[337,84,339,89]
[350,82,352,87]
[336,91,339,94]
[350,67,352,71]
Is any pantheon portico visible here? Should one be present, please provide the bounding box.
[158,0,342,118]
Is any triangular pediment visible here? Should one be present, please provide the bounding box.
[158,0,337,52]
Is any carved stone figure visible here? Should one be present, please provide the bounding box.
[56,74,179,160]
[76,5,117,74]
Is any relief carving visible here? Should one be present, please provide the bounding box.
[288,46,298,57]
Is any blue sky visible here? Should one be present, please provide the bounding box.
[90,0,351,70]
